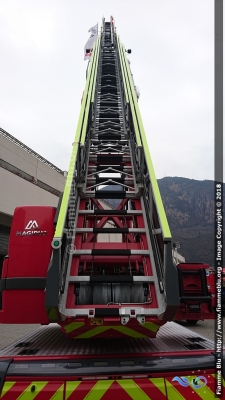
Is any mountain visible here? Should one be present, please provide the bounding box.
[158,177,224,267]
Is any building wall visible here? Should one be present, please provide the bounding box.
[0,133,65,200]
[0,167,62,218]
[0,130,66,258]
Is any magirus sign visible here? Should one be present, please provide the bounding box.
[16,220,47,236]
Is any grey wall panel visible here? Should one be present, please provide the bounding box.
[0,224,10,255]
[0,134,65,192]
[0,167,60,216]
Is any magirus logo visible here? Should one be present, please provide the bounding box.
[16,220,47,236]
[25,220,39,229]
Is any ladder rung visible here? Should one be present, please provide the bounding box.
[69,276,154,283]
[97,155,130,162]
[78,210,143,215]
[97,134,121,140]
[75,228,146,233]
[87,178,133,185]
[89,166,132,172]
[94,190,137,199]
[72,249,149,256]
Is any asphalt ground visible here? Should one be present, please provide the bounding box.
[0,318,224,350]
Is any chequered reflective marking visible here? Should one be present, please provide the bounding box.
[0,382,63,400]
[0,382,16,399]
[118,379,155,399]
[63,322,85,334]
[61,322,161,338]
[1,375,223,399]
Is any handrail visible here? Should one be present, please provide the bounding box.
[91,36,101,103]
[53,36,100,241]
[118,40,171,241]
[81,35,100,144]
[117,37,142,147]
[117,36,129,104]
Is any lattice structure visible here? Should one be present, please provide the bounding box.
[44,19,180,338]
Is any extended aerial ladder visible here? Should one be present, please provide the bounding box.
[0,18,215,336]
[45,18,180,338]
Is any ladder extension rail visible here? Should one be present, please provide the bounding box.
[53,35,101,244]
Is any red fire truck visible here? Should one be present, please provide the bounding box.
[0,17,223,399]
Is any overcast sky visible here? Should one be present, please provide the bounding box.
[0,0,218,181]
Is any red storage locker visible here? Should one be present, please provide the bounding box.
[0,206,55,324]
